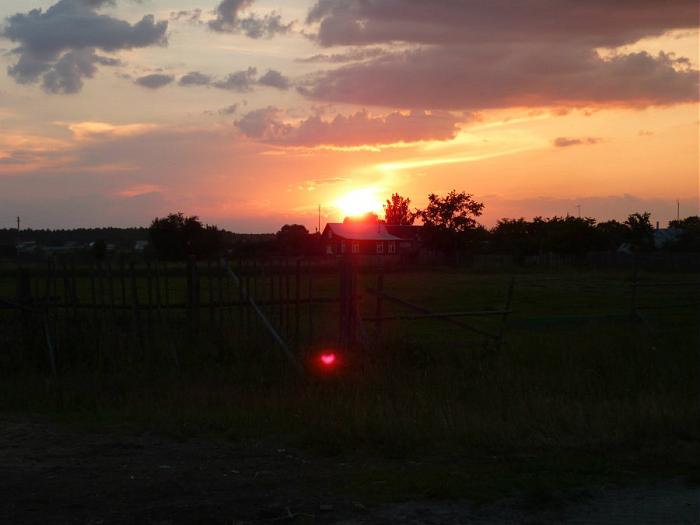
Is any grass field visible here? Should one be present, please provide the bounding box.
[1,262,699,500]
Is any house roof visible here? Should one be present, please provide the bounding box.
[324,222,402,241]
[384,225,422,240]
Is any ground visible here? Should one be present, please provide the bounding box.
[2,417,698,525]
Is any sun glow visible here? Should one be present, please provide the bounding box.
[334,188,384,218]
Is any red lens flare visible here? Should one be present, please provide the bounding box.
[320,353,337,366]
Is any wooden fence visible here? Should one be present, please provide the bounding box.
[1,256,698,376]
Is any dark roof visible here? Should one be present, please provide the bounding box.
[384,225,423,241]
[323,223,423,242]
[324,223,400,241]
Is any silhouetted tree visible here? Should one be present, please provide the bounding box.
[414,190,484,253]
[91,239,107,260]
[595,220,629,250]
[491,218,536,259]
[667,216,700,252]
[149,213,224,260]
[276,224,310,255]
[491,216,599,258]
[624,212,654,251]
[384,193,414,225]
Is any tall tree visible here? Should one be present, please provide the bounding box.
[149,213,223,260]
[624,212,654,251]
[276,224,310,255]
[414,190,484,253]
[384,193,414,225]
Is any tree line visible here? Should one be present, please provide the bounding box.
[3,191,698,260]
[145,192,699,259]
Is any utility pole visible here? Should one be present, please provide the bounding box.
[677,199,680,222]
[317,204,321,234]
[576,204,581,218]
[16,216,20,232]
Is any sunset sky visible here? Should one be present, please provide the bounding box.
[0,0,698,232]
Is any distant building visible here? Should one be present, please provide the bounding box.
[322,222,422,256]
[16,241,38,255]
[653,228,682,249]
[134,240,149,253]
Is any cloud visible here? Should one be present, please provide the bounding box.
[553,137,602,148]
[213,67,258,91]
[258,69,291,90]
[42,48,98,94]
[297,47,387,63]
[236,108,461,147]
[209,0,292,38]
[302,1,699,110]
[3,0,168,94]
[66,121,159,140]
[306,0,697,48]
[170,9,202,23]
[179,71,212,86]
[134,73,174,89]
[177,67,289,91]
[218,104,239,115]
[300,46,698,110]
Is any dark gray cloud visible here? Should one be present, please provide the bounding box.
[134,73,174,89]
[42,48,98,93]
[302,1,699,110]
[3,0,168,94]
[307,0,697,48]
[236,107,461,147]
[300,45,698,110]
[176,67,272,92]
[209,0,292,38]
[213,67,257,91]
[553,137,602,148]
[179,71,212,86]
[258,69,291,90]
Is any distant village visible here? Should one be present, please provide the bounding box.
[1,192,698,263]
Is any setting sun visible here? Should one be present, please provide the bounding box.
[334,188,384,218]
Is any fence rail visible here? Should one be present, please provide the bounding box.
[0,256,697,376]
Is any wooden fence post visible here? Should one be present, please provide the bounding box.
[16,267,33,357]
[495,276,515,350]
[295,260,301,351]
[375,258,385,349]
[630,259,639,319]
[307,260,314,348]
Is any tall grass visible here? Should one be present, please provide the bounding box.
[1,267,698,462]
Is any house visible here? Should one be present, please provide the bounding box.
[133,240,149,253]
[322,222,422,256]
[653,228,682,249]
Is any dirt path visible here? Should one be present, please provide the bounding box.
[1,417,697,524]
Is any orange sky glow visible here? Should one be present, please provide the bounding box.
[0,1,697,231]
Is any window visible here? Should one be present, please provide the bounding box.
[340,241,346,253]
[376,242,384,254]
[388,241,396,254]
[352,242,360,254]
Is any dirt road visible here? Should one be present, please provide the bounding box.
[1,417,697,524]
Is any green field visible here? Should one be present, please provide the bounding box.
[1,262,699,499]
